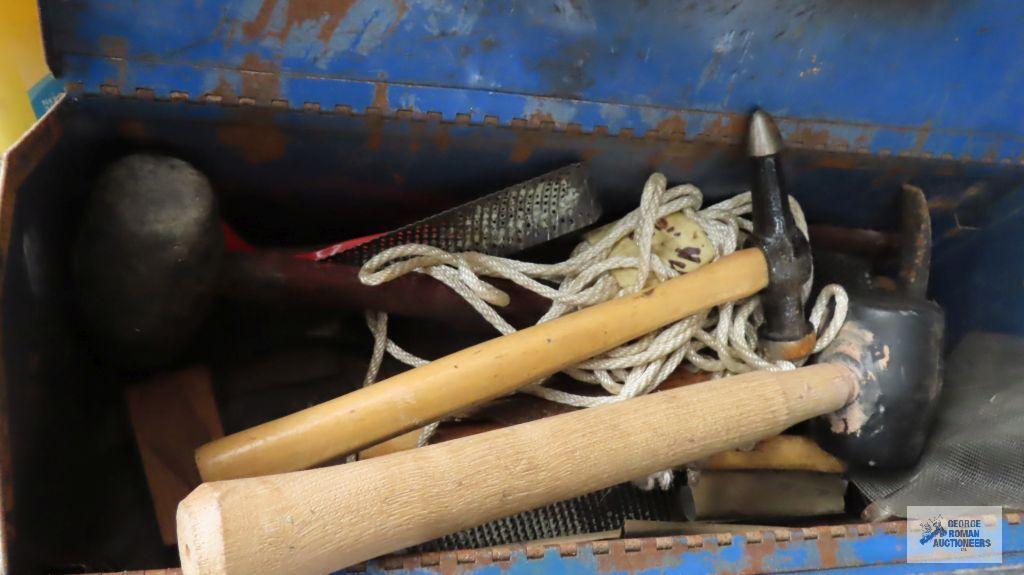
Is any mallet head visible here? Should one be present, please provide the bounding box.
[73,154,223,369]
[811,290,944,469]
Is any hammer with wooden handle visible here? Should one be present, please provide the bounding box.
[177,290,944,575]
[194,110,815,482]
[180,365,849,575]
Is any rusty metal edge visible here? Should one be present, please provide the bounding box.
[81,515,1024,575]
[355,519,908,572]
[62,84,1024,167]
[0,94,67,575]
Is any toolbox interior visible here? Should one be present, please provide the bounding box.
[3,95,1024,573]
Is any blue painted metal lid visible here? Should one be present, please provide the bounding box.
[41,0,1024,161]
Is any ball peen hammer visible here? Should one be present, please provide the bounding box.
[748,111,816,361]
[194,110,818,482]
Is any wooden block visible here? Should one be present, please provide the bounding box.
[698,434,846,473]
[126,367,223,544]
[684,470,847,520]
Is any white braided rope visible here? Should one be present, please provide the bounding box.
[358,173,848,454]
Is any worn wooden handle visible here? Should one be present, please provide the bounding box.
[177,362,857,575]
[196,248,770,481]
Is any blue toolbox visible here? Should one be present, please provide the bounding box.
[3,1,1023,573]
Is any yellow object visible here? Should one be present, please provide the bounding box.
[0,0,51,151]
[698,434,847,473]
[585,212,714,289]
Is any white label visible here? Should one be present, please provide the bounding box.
[907,506,1003,564]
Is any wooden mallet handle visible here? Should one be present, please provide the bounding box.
[196,248,772,481]
[177,362,857,575]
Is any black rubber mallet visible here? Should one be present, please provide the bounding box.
[72,154,572,369]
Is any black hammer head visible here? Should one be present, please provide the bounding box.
[747,110,816,361]
[811,290,944,469]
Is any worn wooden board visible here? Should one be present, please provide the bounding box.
[126,367,223,544]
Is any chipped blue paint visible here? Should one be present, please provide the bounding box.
[62,50,1024,160]
[758,542,813,572]
[341,521,1024,575]
[43,0,1024,160]
[523,97,579,125]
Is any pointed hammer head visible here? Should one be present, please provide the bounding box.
[747,110,816,361]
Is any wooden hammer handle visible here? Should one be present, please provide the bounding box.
[196,248,770,481]
[177,362,856,575]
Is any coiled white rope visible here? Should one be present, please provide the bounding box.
[358,173,848,458]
